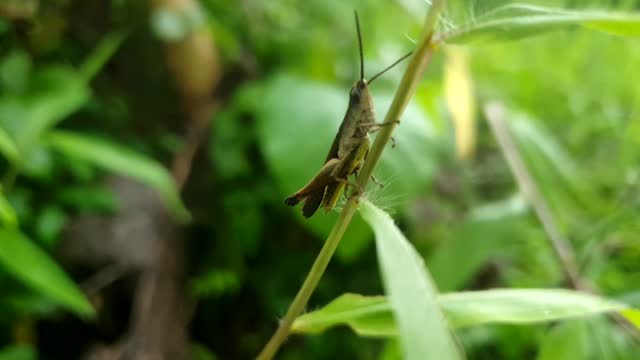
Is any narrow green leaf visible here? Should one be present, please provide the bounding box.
[2,32,122,161]
[0,126,19,164]
[47,131,190,222]
[439,5,640,44]
[0,189,18,227]
[292,289,627,337]
[80,31,126,82]
[440,289,625,327]
[14,67,90,154]
[292,294,394,337]
[0,228,94,318]
[359,200,461,360]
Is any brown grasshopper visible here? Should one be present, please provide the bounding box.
[285,11,412,218]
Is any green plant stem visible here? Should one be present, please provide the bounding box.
[256,2,447,359]
[256,199,358,360]
[356,0,444,188]
[356,39,437,190]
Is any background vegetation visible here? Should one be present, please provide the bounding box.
[0,0,639,359]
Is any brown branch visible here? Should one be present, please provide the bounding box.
[483,102,584,290]
[483,101,640,343]
[171,101,219,190]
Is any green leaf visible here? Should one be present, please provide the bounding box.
[0,345,36,360]
[581,318,637,360]
[20,144,54,180]
[0,33,122,162]
[0,228,94,318]
[0,189,18,227]
[440,5,640,44]
[35,206,67,248]
[252,74,438,261]
[536,321,590,360]
[292,289,627,337]
[0,50,31,95]
[191,269,240,298]
[191,342,218,360]
[507,111,605,220]
[428,194,528,291]
[80,31,126,82]
[440,289,624,328]
[359,200,461,360]
[292,294,394,336]
[0,291,58,317]
[56,186,119,213]
[0,126,19,164]
[378,339,402,360]
[12,66,90,153]
[538,317,638,360]
[46,131,190,222]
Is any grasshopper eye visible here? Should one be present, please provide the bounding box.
[349,87,360,103]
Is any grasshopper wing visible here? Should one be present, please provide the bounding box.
[322,135,369,212]
[301,189,325,218]
[285,113,348,217]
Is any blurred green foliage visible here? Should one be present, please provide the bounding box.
[0,0,639,359]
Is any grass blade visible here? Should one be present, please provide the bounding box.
[0,228,94,318]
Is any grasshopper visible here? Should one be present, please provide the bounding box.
[285,11,412,218]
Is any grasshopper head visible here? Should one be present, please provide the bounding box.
[349,79,373,109]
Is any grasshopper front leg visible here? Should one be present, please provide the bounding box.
[357,120,400,133]
[358,121,400,149]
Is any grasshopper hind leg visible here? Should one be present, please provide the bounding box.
[301,189,325,218]
[285,196,300,206]
[285,187,327,218]
[285,158,340,217]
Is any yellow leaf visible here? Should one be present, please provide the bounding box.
[621,309,640,330]
[444,47,476,159]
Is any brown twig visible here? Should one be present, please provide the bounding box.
[81,263,131,298]
[484,102,584,289]
[483,101,640,343]
[171,100,219,190]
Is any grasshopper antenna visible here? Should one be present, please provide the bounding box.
[368,51,413,84]
[354,11,364,81]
